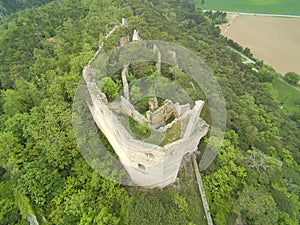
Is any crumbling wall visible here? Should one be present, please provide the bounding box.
[132,29,140,41]
[112,96,148,124]
[121,64,130,100]
[119,34,130,47]
[146,100,179,129]
[154,44,161,74]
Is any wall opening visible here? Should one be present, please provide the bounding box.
[138,163,145,170]
[146,153,154,159]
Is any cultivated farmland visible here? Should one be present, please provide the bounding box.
[220,14,300,74]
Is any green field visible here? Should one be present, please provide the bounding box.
[199,0,300,16]
[271,78,300,115]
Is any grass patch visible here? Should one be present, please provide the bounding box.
[199,0,300,16]
[159,121,182,146]
[128,117,151,140]
[270,78,300,114]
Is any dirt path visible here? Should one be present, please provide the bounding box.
[220,14,300,75]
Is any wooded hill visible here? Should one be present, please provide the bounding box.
[0,0,299,224]
[0,0,53,18]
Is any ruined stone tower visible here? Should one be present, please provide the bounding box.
[83,20,209,188]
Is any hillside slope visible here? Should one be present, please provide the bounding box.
[0,0,53,18]
[0,0,299,224]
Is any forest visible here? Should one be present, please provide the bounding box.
[0,0,53,18]
[0,0,299,224]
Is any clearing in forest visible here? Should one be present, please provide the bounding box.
[270,78,300,115]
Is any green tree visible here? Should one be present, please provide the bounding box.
[204,140,246,225]
[257,69,276,83]
[284,72,300,85]
[2,79,40,116]
[129,85,142,103]
[0,182,24,224]
[100,77,120,101]
[237,185,279,225]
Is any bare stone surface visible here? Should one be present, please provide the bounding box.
[149,97,159,111]
[121,18,128,27]
[132,29,140,42]
[28,215,39,225]
[154,44,161,74]
[121,64,130,100]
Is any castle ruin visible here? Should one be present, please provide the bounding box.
[83,19,209,188]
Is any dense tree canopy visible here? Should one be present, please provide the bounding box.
[284,71,300,85]
[0,0,53,18]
